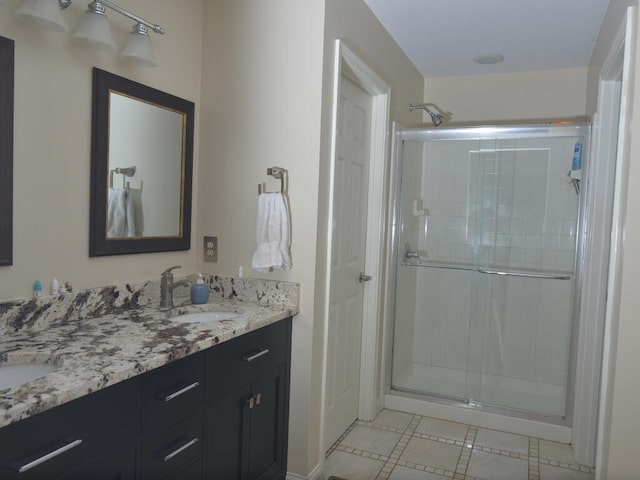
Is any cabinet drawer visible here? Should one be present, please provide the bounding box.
[169,458,203,480]
[141,411,204,480]
[0,379,138,480]
[207,319,290,397]
[142,352,205,434]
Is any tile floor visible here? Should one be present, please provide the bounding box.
[325,409,595,480]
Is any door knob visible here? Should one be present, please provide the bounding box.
[359,273,373,283]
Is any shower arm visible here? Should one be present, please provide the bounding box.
[409,104,444,127]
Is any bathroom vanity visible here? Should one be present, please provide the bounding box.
[0,277,298,480]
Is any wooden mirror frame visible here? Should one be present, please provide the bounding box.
[89,68,194,256]
[0,37,14,266]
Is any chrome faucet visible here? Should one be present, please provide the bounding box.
[160,265,191,309]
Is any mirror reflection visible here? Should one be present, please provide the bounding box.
[107,92,185,238]
[90,68,194,256]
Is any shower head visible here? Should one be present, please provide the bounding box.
[409,104,444,127]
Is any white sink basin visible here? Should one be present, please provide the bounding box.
[0,353,59,390]
[169,311,242,323]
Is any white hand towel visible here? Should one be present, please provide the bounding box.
[107,188,127,238]
[252,192,291,271]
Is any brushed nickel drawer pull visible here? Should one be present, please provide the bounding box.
[162,437,199,462]
[242,348,269,362]
[247,393,262,409]
[15,438,83,473]
[164,381,201,402]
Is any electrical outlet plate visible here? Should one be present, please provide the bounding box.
[204,236,217,262]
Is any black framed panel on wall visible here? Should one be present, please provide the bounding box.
[0,36,14,266]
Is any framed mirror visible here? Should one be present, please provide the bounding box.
[0,37,14,266]
[90,68,194,256]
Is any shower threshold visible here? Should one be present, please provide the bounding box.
[393,363,568,419]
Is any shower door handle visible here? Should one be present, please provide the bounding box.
[359,273,373,283]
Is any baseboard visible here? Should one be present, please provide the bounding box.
[286,462,323,480]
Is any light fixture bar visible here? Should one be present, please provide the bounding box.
[98,0,165,34]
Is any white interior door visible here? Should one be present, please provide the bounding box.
[324,74,372,450]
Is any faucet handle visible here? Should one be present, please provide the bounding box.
[161,265,182,277]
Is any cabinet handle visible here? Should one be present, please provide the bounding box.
[247,393,263,409]
[162,437,199,462]
[14,438,83,473]
[242,348,270,362]
[164,381,201,402]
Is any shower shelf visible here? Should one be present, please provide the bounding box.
[401,261,572,280]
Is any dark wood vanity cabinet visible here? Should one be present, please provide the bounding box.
[0,377,139,480]
[0,317,292,480]
[206,320,291,480]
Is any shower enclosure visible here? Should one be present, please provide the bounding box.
[389,124,590,423]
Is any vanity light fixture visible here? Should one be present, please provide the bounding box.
[120,22,158,67]
[72,1,117,50]
[13,0,165,67]
[14,0,71,32]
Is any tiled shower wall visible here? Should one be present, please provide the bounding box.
[394,135,582,398]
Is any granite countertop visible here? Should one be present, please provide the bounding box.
[0,297,298,429]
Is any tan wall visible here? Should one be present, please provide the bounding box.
[424,68,588,125]
[198,0,326,475]
[198,0,424,475]
[0,0,204,300]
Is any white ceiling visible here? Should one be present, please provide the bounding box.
[363,0,610,78]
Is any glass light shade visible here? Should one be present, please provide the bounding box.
[72,9,116,51]
[120,28,158,67]
[14,0,68,32]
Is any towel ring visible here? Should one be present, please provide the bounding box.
[110,166,137,189]
[258,166,287,195]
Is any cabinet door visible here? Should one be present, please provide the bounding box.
[248,362,288,480]
[206,383,252,479]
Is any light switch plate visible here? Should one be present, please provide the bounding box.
[204,236,217,262]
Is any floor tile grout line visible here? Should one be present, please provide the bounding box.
[538,458,596,474]
[528,436,540,480]
[328,410,596,480]
[454,424,477,479]
[334,444,390,462]
[375,414,422,480]
[325,418,358,459]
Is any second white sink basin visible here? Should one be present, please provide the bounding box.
[0,353,60,390]
[170,311,242,323]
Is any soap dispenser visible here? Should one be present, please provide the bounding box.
[190,274,209,305]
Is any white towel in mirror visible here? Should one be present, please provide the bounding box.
[107,188,128,238]
[108,187,144,238]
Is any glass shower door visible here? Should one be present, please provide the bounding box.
[392,135,488,401]
[464,135,581,416]
[390,125,588,420]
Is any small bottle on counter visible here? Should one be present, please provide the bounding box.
[51,277,59,295]
[33,280,42,298]
[190,274,210,305]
